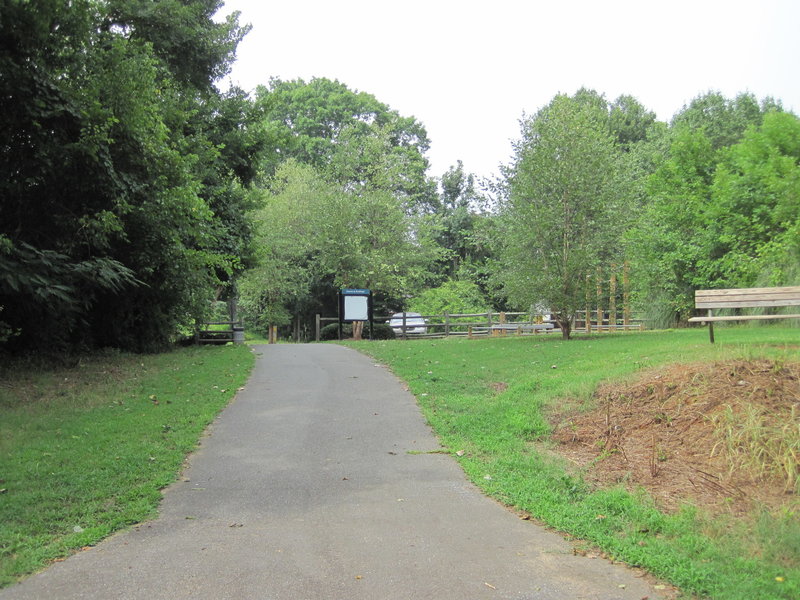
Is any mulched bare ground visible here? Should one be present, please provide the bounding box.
[550,359,800,516]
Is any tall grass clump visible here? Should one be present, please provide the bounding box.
[711,402,800,493]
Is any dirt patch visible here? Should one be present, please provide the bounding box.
[490,381,509,394]
[550,359,800,515]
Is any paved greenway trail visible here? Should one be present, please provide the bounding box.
[2,345,667,600]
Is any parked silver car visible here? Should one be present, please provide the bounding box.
[388,312,428,335]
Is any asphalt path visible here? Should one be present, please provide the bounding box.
[2,344,668,599]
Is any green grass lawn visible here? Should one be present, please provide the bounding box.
[0,344,255,587]
[348,325,800,600]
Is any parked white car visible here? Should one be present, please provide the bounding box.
[388,312,428,335]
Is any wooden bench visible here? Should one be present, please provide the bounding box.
[687,286,800,342]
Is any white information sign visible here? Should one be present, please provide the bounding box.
[343,294,369,321]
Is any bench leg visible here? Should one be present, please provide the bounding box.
[706,309,715,343]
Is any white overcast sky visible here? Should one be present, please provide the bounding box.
[215,0,800,182]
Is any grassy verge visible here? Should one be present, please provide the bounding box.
[244,330,270,344]
[0,344,255,587]
[347,326,800,600]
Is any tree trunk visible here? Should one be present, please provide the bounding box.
[558,318,572,340]
[352,321,363,340]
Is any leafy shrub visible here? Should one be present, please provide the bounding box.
[371,323,396,340]
[409,279,489,323]
[320,323,343,340]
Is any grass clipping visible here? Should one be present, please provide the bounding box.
[552,359,799,515]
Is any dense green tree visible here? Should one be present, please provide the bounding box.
[102,0,248,91]
[408,279,489,322]
[625,128,717,323]
[626,100,799,326]
[239,161,442,337]
[430,161,485,278]
[253,77,436,212]
[239,77,443,336]
[571,87,610,113]
[671,91,782,150]
[568,88,658,150]
[0,0,253,353]
[497,94,629,339]
[608,94,658,150]
[705,111,800,287]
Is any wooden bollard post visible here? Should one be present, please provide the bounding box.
[610,266,617,332]
[585,274,592,333]
[596,268,603,332]
[623,261,631,331]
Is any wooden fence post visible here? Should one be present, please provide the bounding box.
[586,274,592,333]
[444,312,450,337]
[610,265,617,332]
[623,261,631,331]
[315,314,321,342]
[596,268,603,332]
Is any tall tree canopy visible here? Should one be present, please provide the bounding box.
[430,161,486,278]
[671,91,782,150]
[492,88,796,332]
[239,160,442,337]
[626,108,800,322]
[253,77,436,212]
[0,0,255,353]
[237,77,442,337]
[496,93,629,339]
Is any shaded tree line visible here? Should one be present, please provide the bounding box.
[1,0,260,353]
[240,85,800,341]
[3,2,795,349]
[237,78,506,339]
[494,89,799,337]
[237,77,444,339]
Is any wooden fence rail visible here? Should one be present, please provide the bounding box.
[315,311,644,341]
[195,320,245,345]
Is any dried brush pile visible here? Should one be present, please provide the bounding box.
[552,359,800,515]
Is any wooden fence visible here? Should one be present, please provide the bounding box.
[195,320,245,345]
[314,263,645,340]
[314,310,644,341]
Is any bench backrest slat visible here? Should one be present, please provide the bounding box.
[695,286,800,309]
